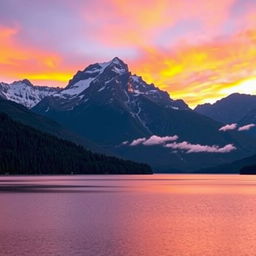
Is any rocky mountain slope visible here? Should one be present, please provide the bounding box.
[32,58,256,172]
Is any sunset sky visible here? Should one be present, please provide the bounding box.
[0,0,256,107]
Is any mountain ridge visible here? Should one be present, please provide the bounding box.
[31,58,256,172]
[0,98,104,153]
[195,93,256,124]
[0,79,60,108]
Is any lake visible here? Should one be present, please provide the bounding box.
[0,174,256,256]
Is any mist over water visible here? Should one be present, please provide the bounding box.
[0,174,256,256]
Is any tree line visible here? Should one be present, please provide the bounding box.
[0,113,152,175]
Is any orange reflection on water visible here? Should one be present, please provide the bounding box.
[1,174,256,255]
[111,175,256,255]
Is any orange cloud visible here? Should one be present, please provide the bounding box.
[129,29,256,107]
[0,26,73,86]
[1,0,256,107]
[84,0,236,48]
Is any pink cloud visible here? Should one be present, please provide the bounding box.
[126,135,236,154]
[219,123,237,132]
[130,138,146,146]
[128,135,178,146]
[165,141,236,153]
[238,124,256,131]
[143,135,179,146]
[84,0,236,48]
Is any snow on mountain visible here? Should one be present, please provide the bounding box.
[32,57,193,145]
[33,57,190,137]
[53,78,95,98]
[0,58,188,113]
[46,57,189,112]
[0,79,60,108]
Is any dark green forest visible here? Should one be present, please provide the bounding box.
[240,165,256,174]
[0,113,152,175]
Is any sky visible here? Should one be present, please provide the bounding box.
[0,0,256,107]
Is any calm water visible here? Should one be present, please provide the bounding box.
[0,174,256,256]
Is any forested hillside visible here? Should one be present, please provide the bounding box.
[0,113,152,175]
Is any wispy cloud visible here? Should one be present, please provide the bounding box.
[219,123,237,131]
[142,135,179,146]
[125,135,236,154]
[165,141,236,153]
[129,135,178,146]
[219,123,256,132]
[130,138,146,146]
[238,123,256,131]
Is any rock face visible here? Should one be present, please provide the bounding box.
[0,79,60,108]
[32,58,256,172]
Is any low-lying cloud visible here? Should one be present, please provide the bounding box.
[165,141,236,153]
[124,135,236,154]
[142,135,179,146]
[219,123,237,132]
[130,138,147,146]
[129,135,179,146]
[219,123,255,132]
[238,124,256,131]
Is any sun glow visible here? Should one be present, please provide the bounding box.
[0,0,256,106]
[220,77,256,95]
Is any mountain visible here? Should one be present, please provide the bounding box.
[240,164,256,174]
[0,113,152,175]
[0,79,59,108]
[0,98,103,153]
[240,108,256,124]
[32,57,256,172]
[198,152,256,174]
[33,57,188,145]
[195,93,256,123]
[238,108,256,137]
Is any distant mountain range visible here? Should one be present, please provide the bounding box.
[1,57,256,173]
[195,93,256,124]
[195,93,256,138]
[0,79,59,108]
[198,152,256,174]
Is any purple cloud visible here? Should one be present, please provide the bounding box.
[142,135,179,146]
[128,135,179,146]
[165,141,236,153]
[219,123,237,132]
[125,135,236,154]
[238,123,256,131]
[130,138,146,146]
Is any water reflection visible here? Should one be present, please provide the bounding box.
[0,175,256,255]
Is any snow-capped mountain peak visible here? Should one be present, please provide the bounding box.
[54,57,129,100]
[12,79,34,87]
[67,57,128,88]
[0,80,59,108]
[0,58,189,112]
[33,57,189,119]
